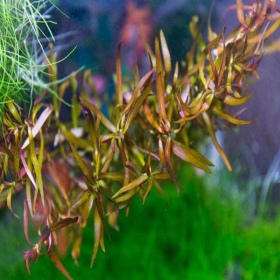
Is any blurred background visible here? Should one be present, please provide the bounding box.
[1,0,280,279]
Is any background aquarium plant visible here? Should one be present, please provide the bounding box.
[0,0,60,119]
[1,0,280,279]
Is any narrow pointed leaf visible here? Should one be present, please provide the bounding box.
[91,203,104,266]
[24,200,34,245]
[7,187,19,218]
[160,30,171,79]
[142,100,163,133]
[122,68,154,116]
[71,231,82,264]
[113,188,139,204]
[173,62,179,85]
[21,106,53,149]
[172,140,213,173]
[156,71,170,128]
[164,136,180,188]
[79,97,116,133]
[5,100,23,124]
[122,80,154,133]
[79,194,94,227]
[86,110,101,175]
[155,37,164,75]
[101,172,124,181]
[213,107,251,125]
[217,30,226,87]
[143,179,153,204]
[116,43,123,107]
[13,129,20,177]
[69,143,92,181]
[47,163,70,205]
[50,217,78,231]
[112,173,149,198]
[71,189,94,211]
[208,51,218,85]
[28,126,44,204]
[20,154,37,190]
[224,93,251,106]
[203,112,232,171]
[60,126,89,149]
[48,248,72,280]
[236,0,245,25]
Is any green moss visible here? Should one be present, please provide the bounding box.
[2,167,280,279]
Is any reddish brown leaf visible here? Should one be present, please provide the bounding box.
[48,248,72,280]
[116,43,123,107]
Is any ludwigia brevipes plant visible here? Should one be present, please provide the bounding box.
[1,0,280,278]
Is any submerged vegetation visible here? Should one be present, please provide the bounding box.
[1,0,280,278]
[2,166,280,279]
[0,0,58,119]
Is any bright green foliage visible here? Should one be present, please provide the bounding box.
[2,167,280,279]
[0,0,55,119]
[0,0,280,279]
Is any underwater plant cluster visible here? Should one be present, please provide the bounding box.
[1,0,280,278]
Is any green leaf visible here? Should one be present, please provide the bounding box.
[27,126,44,205]
[217,30,226,88]
[23,200,33,245]
[71,230,82,264]
[13,128,20,177]
[101,172,124,181]
[91,202,105,266]
[60,125,89,149]
[69,143,92,182]
[224,93,251,106]
[71,189,94,211]
[5,100,23,124]
[112,173,149,198]
[86,110,101,175]
[7,186,19,218]
[213,107,251,125]
[113,188,139,204]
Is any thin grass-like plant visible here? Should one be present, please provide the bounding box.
[0,0,57,119]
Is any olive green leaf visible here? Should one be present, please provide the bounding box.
[172,140,214,173]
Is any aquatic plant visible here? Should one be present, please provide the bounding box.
[1,0,280,279]
[0,0,56,119]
